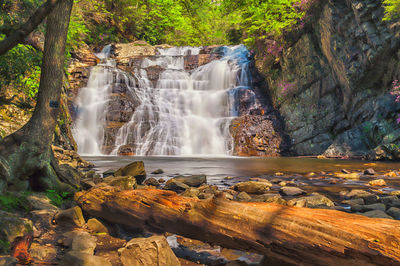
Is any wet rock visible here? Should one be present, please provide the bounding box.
[60,251,112,266]
[364,168,376,175]
[342,198,365,206]
[158,178,166,183]
[379,196,400,205]
[361,210,393,219]
[151,169,164,174]
[280,187,306,196]
[368,179,387,186]
[114,161,146,184]
[181,188,200,198]
[163,181,189,193]
[250,194,286,205]
[387,207,400,219]
[0,210,33,245]
[287,194,334,208]
[55,206,85,227]
[341,189,379,204]
[271,178,283,184]
[341,169,351,174]
[170,175,207,187]
[103,176,137,190]
[87,218,109,234]
[232,181,271,194]
[236,192,252,201]
[0,256,17,266]
[218,192,234,200]
[198,193,214,200]
[352,203,386,212]
[29,243,57,261]
[30,209,57,233]
[143,177,160,187]
[118,235,180,266]
[102,169,115,178]
[335,173,360,180]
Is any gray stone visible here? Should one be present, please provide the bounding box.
[351,203,386,212]
[361,210,393,219]
[280,187,306,196]
[118,235,180,266]
[151,169,164,174]
[364,168,375,175]
[171,175,207,187]
[342,198,365,206]
[29,243,57,261]
[387,207,400,219]
[232,181,271,194]
[143,177,160,187]
[163,180,189,192]
[379,196,400,205]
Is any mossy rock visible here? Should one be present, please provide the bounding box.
[0,210,33,254]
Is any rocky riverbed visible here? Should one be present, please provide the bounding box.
[2,156,400,265]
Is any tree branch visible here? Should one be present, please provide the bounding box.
[0,0,59,55]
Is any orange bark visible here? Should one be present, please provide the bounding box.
[76,187,400,265]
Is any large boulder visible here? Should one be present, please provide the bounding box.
[114,161,146,184]
[118,235,180,266]
[232,181,272,194]
[169,175,207,187]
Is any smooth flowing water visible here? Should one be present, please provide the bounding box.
[73,45,256,156]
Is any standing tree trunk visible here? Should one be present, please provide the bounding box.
[0,0,74,192]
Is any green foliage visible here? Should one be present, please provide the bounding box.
[383,0,400,20]
[0,192,30,212]
[45,189,73,207]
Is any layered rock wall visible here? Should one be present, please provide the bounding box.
[258,0,400,159]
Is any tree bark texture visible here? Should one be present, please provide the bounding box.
[0,0,60,56]
[0,0,74,192]
[76,187,400,266]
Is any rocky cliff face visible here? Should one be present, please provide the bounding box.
[258,0,400,159]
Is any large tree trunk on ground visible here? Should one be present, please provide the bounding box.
[76,187,400,265]
[0,0,74,192]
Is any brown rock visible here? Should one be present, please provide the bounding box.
[368,179,387,186]
[118,235,180,266]
[55,206,85,227]
[87,218,109,234]
[114,161,146,184]
[232,181,271,194]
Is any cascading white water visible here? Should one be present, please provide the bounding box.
[72,46,115,155]
[73,44,254,156]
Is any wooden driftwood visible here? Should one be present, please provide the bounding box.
[75,187,400,265]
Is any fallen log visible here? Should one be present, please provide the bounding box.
[75,187,400,265]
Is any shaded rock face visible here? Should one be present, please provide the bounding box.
[258,0,400,159]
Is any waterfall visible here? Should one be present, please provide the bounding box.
[73,44,255,156]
